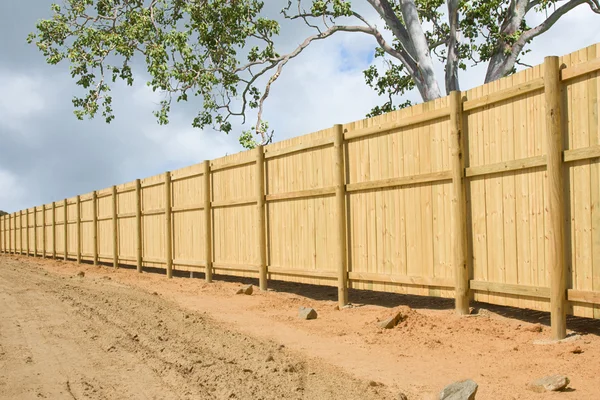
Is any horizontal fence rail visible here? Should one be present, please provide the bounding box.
[3,43,600,339]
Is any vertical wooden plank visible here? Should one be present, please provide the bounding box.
[136,179,143,273]
[42,205,46,258]
[334,124,348,306]
[76,195,81,264]
[63,199,68,261]
[11,213,14,254]
[588,45,600,319]
[13,212,16,254]
[544,56,567,339]
[25,209,29,256]
[52,202,56,259]
[92,191,98,266]
[18,210,22,255]
[165,172,173,278]
[204,161,213,283]
[12,213,15,254]
[1,215,4,253]
[256,147,267,290]
[33,207,38,257]
[112,185,119,269]
[450,91,469,314]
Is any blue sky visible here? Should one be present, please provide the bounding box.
[1,1,600,213]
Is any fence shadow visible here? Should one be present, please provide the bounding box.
[89,260,600,336]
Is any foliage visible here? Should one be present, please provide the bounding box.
[28,0,600,148]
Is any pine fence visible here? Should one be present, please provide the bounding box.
[3,43,600,339]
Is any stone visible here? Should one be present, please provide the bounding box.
[529,375,570,393]
[298,307,318,320]
[243,285,253,295]
[524,323,543,333]
[77,271,85,277]
[236,288,244,295]
[378,311,404,329]
[439,379,478,400]
[396,393,408,400]
[533,334,581,345]
[569,346,583,354]
[265,355,274,362]
[333,305,340,311]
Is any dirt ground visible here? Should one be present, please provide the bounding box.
[1,256,599,400]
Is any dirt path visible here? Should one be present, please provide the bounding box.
[0,257,390,400]
[2,255,600,399]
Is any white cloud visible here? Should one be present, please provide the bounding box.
[0,71,47,131]
[0,168,24,211]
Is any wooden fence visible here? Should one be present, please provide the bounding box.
[2,43,600,339]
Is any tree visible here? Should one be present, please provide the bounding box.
[29,0,600,148]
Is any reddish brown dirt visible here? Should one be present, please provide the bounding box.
[2,255,600,399]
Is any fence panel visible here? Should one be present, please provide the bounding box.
[3,42,600,327]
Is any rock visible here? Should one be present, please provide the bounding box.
[528,375,570,393]
[378,311,404,329]
[525,323,543,333]
[533,334,581,345]
[569,346,583,354]
[396,393,408,400]
[265,355,274,362]
[333,305,340,311]
[77,271,85,277]
[298,307,318,320]
[439,379,478,400]
[236,285,253,295]
[368,381,383,387]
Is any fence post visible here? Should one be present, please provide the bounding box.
[11,213,14,254]
[1,215,4,253]
[92,191,98,266]
[450,90,470,315]
[76,195,81,264]
[33,207,38,257]
[12,213,16,254]
[544,56,567,340]
[203,161,213,283]
[136,179,143,273]
[63,199,68,261]
[255,146,268,290]
[334,124,349,307]
[19,210,25,255]
[14,212,18,255]
[52,202,56,258]
[112,185,119,269]
[42,205,46,258]
[26,210,31,256]
[26,209,30,256]
[165,172,173,278]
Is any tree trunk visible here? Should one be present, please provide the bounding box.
[399,0,442,100]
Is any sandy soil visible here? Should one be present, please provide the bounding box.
[1,255,599,399]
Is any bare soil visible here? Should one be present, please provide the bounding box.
[1,255,599,399]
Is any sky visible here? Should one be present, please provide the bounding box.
[1,1,600,213]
